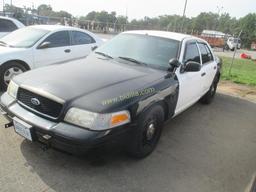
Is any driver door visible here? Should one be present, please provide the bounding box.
[174,40,204,115]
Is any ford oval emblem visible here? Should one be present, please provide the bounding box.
[31,98,41,106]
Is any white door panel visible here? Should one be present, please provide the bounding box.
[201,62,217,92]
[70,43,96,59]
[175,69,203,114]
[174,40,205,115]
[33,30,71,68]
[33,46,71,68]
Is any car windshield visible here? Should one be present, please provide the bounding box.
[0,27,50,48]
[96,33,180,70]
[234,38,240,43]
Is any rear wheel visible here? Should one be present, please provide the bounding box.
[0,62,27,91]
[127,105,164,158]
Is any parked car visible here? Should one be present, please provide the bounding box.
[225,37,241,51]
[0,25,103,91]
[0,31,221,158]
[0,16,24,38]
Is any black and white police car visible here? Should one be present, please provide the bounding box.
[0,31,221,158]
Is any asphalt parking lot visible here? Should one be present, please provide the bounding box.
[0,93,256,192]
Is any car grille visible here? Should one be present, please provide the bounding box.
[17,88,63,119]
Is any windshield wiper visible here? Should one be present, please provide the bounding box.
[95,51,113,59]
[118,56,148,66]
[0,41,7,46]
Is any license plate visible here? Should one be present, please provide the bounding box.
[13,117,33,141]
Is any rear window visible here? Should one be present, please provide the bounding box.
[71,31,95,45]
[198,43,213,64]
[0,19,17,32]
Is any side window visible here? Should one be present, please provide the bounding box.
[183,43,201,64]
[43,31,70,48]
[198,43,213,64]
[0,19,17,32]
[204,44,214,61]
[71,31,96,45]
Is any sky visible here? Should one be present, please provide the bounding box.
[1,0,256,20]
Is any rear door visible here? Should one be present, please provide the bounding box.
[197,42,217,93]
[70,30,97,59]
[175,40,204,114]
[33,30,72,68]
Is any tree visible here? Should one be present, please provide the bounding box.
[4,4,24,18]
[238,13,256,48]
[192,12,219,33]
[37,4,53,16]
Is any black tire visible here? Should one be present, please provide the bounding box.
[200,76,219,104]
[0,62,27,91]
[224,44,229,50]
[127,105,165,158]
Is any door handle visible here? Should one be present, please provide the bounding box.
[64,49,71,53]
[201,72,206,77]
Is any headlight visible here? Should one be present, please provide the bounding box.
[7,80,19,98]
[64,108,131,131]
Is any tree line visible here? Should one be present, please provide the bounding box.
[3,4,256,48]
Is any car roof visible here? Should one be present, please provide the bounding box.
[0,16,19,22]
[28,25,84,32]
[123,30,193,41]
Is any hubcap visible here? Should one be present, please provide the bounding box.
[146,123,156,141]
[4,67,23,85]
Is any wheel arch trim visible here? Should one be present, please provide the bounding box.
[0,60,31,71]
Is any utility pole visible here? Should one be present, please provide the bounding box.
[182,0,188,18]
[181,0,188,32]
[216,6,223,30]
[228,30,243,76]
[217,6,223,16]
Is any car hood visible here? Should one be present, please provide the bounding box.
[0,32,8,38]
[14,54,168,112]
[0,45,25,55]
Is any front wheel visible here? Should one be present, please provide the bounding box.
[200,76,219,104]
[126,105,165,158]
[0,62,27,91]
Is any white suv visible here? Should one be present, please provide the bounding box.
[226,37,241,51]
[0,16,24,38]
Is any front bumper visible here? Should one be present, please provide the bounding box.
[0,93,133,154]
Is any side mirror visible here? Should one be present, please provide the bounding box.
[168,58,181,72]
[184,61,201,72]
[91,46,98,51]
[38,41,51,49]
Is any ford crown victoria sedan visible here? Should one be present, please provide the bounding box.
[0,31,221,158]
[0,25,103,91]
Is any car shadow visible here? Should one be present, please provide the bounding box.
[19,94,256,192]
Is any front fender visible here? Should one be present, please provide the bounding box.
[135,79,179,121]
